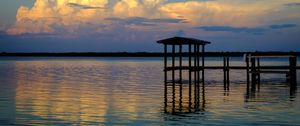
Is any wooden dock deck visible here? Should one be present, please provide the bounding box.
[165,66,300,71]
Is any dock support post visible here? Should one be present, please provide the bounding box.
[172,45,175,112]
[201,45,205,110]
[223,56,230,90]
[257,58,261,91]
[179,44,183,111]
[164,44,167,110]
[290,56,297,91]
[197,45,200,107]
[226,57,230,90]
[223,57,227,89]
[194,45,197,109]
[246,53,250,92]
[202,45,205,86]
[188,44,192,111]
[251,57,256,91]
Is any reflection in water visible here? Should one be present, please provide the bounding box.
[164,81,206,113]
[14,62,107,124]
[245,80,298,102]
[11,61,163,125]
[0,58,299,125]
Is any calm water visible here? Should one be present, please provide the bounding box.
[0,57,299,125]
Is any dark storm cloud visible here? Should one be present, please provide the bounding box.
[269,24,297,29]
[106,17,187,26]
[67,3,104,9]
[285,2,300,6]
[196,26,265,34]
[175,30,185,37]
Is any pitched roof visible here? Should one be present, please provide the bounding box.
[157,36,211,45]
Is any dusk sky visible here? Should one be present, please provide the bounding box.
[0,0,300,52]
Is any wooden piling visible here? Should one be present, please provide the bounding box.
[257,58,260,90]
[227,57,229,89]
[251,57,256,91]
[201,45,205,109]
[202,45,205,86]
[189,44,192,111]
[246,53,250,92]
[223,57,227,89]
[194,45,197,109]
[289,56,297,90]
[164,44,167,109]
[223,56,230,90]
[179,44,183,111]
[197,44,200,107]
[172,45,176,111]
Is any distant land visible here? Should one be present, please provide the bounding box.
[0,52,299,57]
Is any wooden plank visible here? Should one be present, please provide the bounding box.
[164,66,300,71]
[248,55,295,58]
[250,70,289,74]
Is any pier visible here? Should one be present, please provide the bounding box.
[157,37,299,113]
[245,53,298,96]
[157,37,211,113]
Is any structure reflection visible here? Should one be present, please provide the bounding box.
[245,80,297,102]
[164,81,206,113]
[12,61,160,124]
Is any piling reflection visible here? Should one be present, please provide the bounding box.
[164,80,206,113]
[245,81,297,102]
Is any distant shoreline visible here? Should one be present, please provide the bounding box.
[0,52,299,57]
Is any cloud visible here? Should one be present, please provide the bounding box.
[3,0,300,52]
[67,3,104,9]
[6,0,300,38]
[175,30,185,36]
[285,2,300,6]
[159,1,274,27]
[0,23,6,32]
[7,0,109,35]
[112,0,165,18]
[269,24,297,29]
[106,17,187,26]
[196,26,265,34]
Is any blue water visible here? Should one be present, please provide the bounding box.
[0,57,299,125]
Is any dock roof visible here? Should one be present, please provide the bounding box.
[157,36,211,45]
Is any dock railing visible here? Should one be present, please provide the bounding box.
[246,53,297,92]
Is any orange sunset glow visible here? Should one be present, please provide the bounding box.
[0,0,299,51]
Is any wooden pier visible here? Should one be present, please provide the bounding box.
[157,37,298,113]
[245,53,298,95]
[157,37,210,113]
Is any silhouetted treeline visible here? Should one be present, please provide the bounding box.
[0,52,299,57]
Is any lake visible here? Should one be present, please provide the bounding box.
[0,57,299,125]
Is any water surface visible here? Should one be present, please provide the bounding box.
[0,57,299,125]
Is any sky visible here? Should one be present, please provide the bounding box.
[0,0,300,52]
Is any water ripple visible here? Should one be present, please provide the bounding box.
[0,58,299,125]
